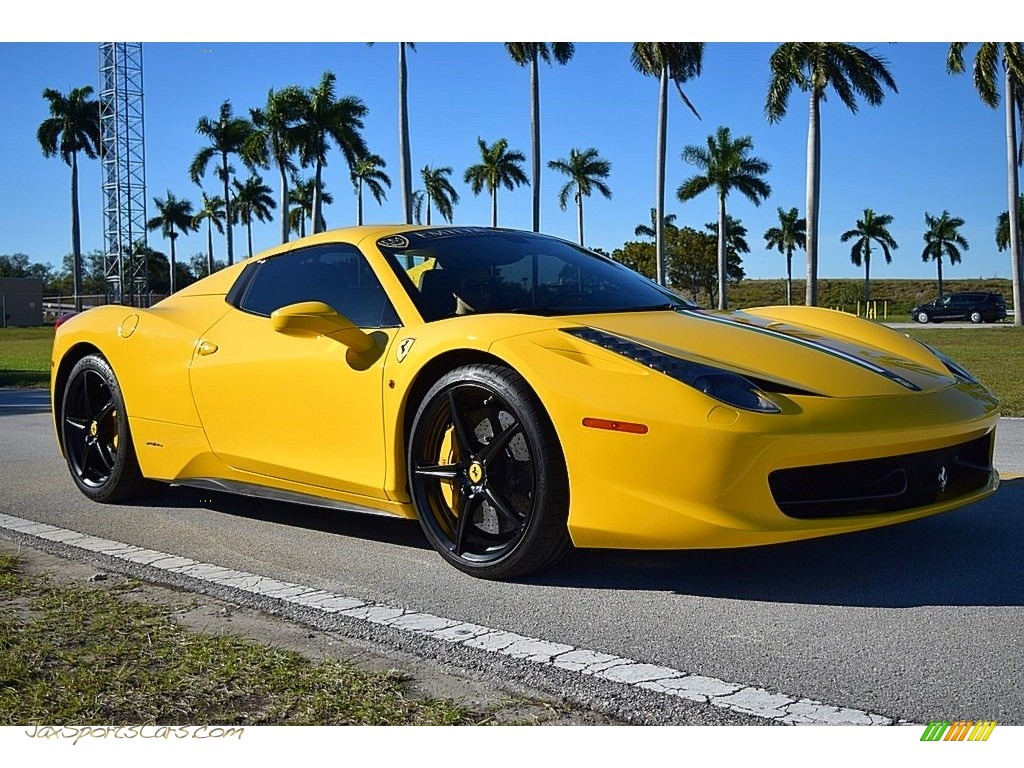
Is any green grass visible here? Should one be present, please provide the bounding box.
[0,327,53,387]
[0,554,480,725]
[904,327,1024,416]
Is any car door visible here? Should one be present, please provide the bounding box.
[189,243,400,499]
[934,295,956,321]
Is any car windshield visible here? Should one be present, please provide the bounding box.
[376,228,692,320]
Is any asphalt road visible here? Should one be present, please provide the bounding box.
[1,388,1022,725]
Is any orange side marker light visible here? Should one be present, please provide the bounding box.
[582,417,649,435]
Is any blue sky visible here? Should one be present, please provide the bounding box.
[2,9,1019,284]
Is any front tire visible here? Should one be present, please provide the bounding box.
[407,364,571,579]
[60,354,151,503]
[916,311,930,324]
[969,310,983,324]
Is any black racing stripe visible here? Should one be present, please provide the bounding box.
[676,309,921,392]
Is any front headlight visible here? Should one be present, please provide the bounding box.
[562,327,781,413]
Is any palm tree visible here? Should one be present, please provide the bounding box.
[766,43,897,307]
[547,148,612,246]
[411,190,425,225]
[631,43,704,286]
[37,85,101,311]
[189,101,254,266]
[922,210,969,298]
[146,191,198,295]
[231,175,276,259]
[763,207,806,305]
[289,176,333,238]
[949,43,1024,326]
[294,71,368,235]
[996,194,1024,252]
[635,208,678,239]
[506,43,575,232]
[464,138,528,227]
[705,215,750,255]
[246,86,305,245]
[351,153,391,225]
[192,193,226,276]
[678,126,771,310]
[421,165,460,224]
[840,208,898,302]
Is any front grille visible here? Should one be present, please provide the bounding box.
[769,433,994,519]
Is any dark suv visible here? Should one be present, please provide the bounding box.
[912,292,1007,324]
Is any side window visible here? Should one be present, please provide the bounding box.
[238,244,399,327]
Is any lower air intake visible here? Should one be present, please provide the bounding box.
[769,433,994,519]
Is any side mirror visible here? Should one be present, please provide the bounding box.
[270,301,377,352]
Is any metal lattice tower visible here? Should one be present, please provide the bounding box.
[99,43,148,305]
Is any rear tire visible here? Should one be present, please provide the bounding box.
[969,310,983,324]
[407,364,571,579]
[60,354,153,503]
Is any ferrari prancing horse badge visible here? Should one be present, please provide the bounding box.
[397,337,415,363]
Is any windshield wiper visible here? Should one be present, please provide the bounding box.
[627,302,685,312]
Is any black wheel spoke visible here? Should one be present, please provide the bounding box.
[479,418,520,464]
[93,398,116,423]
[95,441,115,472]
[79,440,95,474]
[453,492,478,557]
[447,388,475,456]
[65,416,89,432]
[484,487,525,531]
[415,463,461,481]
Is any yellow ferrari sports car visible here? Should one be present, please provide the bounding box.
[51,225,1000,579]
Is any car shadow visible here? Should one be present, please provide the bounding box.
[537,478,1024,608]
[140,484,432,551]
[138,479,1024,609]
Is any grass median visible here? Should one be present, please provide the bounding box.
[0,327,52,387]
[0,553,483,725]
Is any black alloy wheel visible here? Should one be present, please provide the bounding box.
[408,364,571,579]
[60,354,151,503]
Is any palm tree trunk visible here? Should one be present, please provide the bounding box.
[279,164,290,244]
[863,244,871,303]
[399,43,413,225]
[785,249,793,305]
[313,162,324,234]
[247,220,254,259]
[491,188,498,228]
[576,189,585,246]
[223,151,234,266]
[937,255,944,298]
[169,232,177,295]
[426,195,432,226]
[717,194,727,310]
[70,150,82,311]
[805,88,821,306]
[206,219,214,276]
[357,178,364,226]
[530,49,541,232]
[655,64,669,286]
[1006,70,1023,327]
